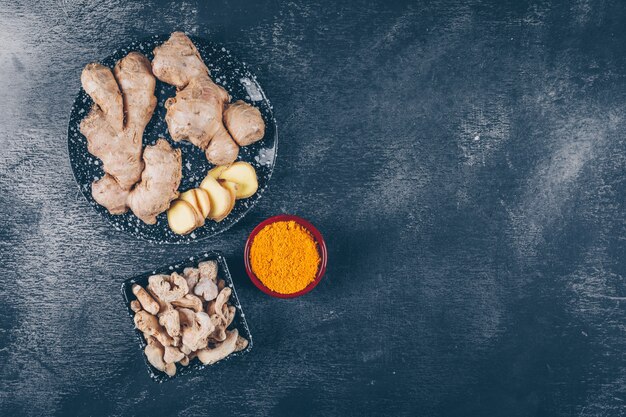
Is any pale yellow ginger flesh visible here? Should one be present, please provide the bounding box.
[193,188,211,218]
[179,189,209,220]
[199,176,235,222]
[167,200,202,235]
[166,162,259,235]
[218,180,238,216]
[208,162,258,199]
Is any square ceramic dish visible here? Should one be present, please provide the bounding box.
[121,251,253,382]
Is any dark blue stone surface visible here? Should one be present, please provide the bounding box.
[0,1,624,416]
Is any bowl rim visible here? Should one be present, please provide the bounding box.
[244,214,328,298]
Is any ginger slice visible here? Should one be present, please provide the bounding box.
[199,176,234,222]
[193,189,211,218]
[179,189,205,221]
[215,162,258,199]
[167,200,201,235]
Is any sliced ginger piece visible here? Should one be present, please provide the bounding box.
[180,189,202,216]
[168,200,202,234]
[179,189,211,219]
[219,180,238,214]
[199,176,234,222]
[194,188,211,218]
[218,162,258,199]
[207,165,230,180]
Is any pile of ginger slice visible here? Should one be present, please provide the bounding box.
[131,260,248,376]
[80,32,265,226]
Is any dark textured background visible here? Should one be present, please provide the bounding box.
[1,1,625,416]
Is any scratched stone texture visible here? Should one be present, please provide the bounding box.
[0,0,625,416]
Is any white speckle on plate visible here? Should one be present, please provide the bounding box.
[239,77,263,101]
[255,147,275,166]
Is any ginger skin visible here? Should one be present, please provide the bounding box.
[80,52,155,197]
[152,32,239,166]
[223,100,265,146]
[126,139,182,224]
[81,52,182,224]
[92,139,182,224]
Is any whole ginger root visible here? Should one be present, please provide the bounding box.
[126,139,182,224]
[91,138,182,224]
[152,32,240,166]
[80,52,156,198]
[80,52,182,224]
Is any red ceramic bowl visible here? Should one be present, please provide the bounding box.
[244,214,328,298]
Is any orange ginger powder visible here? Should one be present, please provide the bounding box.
[249,220,321,294]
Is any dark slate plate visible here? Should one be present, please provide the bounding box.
[68,34,278,243]
[121,251,253,382]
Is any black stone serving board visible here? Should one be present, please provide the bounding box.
[67,34,278,244]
